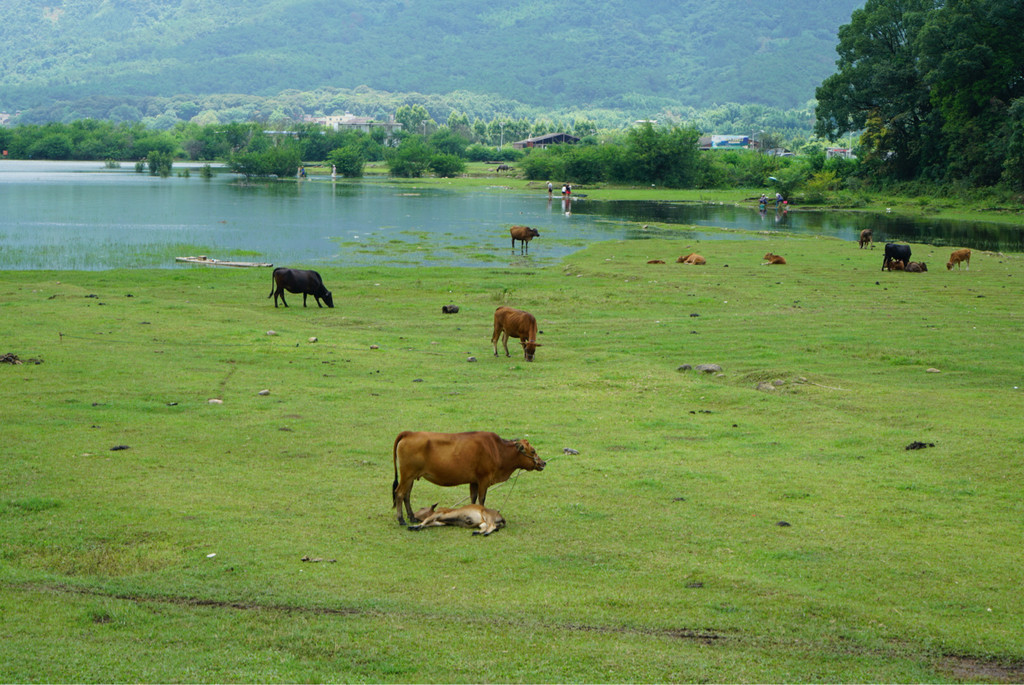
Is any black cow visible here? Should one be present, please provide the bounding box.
[883,243,912,271]
[268,268,334,308]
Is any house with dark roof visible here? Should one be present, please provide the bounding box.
[512,132,580,149]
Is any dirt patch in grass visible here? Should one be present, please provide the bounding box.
[938,655,1024,683]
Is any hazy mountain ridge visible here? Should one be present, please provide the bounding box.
[2,0,862,120]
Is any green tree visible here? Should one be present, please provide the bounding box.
[394,104,434,136]
[327,146,367,178]
[916,0,1024,184]
[385,135,432,177]
[814,0,937,180]
[429,128,469,158]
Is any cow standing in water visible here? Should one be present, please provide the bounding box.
[268,268,334,308]
[510,225,540,254]
[392,430,545,526]
[492,306,541,361]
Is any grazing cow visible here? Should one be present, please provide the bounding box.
[947,248,971,271]
[268,268,334,308]
[905,261,928,273]
[676,253,706,265]
[883,243,912,271]
[492,306,541,361]
[510,225,540,254]
[496,164,511,172]
[407,503,507,536]
[859,229,873,249]
[762,252,787,265]
[392,430,545,526]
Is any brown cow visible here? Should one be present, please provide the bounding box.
[947,248,971,270]
[763,252,787,265]
[510,225,540,254]
[407,503,507,536]
[859,229,873,249]
[392,431,545,526]
[676,253,706,265]
[888,259,905,271]
[492,306,541,361]
[905,261,928,273]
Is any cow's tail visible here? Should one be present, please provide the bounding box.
[268,269,276,299]
[392,431,410,508]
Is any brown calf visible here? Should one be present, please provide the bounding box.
[492,306,541,361]
[905,261,928,273]
[947,248,971,270]
[859,229,873,249]
[407,503,507,536]
[676,253,706,265]
[762,252,787,265]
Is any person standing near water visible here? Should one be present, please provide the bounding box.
[547,181,553,198]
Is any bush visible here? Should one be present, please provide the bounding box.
[428,153,466,178]
[328,147,367,178]
[146,149,174,177]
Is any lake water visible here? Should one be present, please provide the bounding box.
[1,160,1021,270]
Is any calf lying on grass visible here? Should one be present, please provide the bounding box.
[762,252,787,265]
[676,253,706,265]
[407,503,506,536]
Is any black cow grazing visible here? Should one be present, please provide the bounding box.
[510,225,540,254]
[269,268,334,308]
[882,243,912,271]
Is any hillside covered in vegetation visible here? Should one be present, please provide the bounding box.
[2,0,861,124]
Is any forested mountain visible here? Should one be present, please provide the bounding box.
[2,0,862,125]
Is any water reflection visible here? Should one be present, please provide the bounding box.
[1,161,1022,270]
[573,200,1024,252]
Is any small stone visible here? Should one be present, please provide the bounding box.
[926,368,941,373]
[308,337,318,343]
[757,382,776,392]
[677,364,692,372]
[370,344,380,349]
[772,379,785,386]
[266,330,277,336]
[467,356,477,362]
[257,389,270,396]
[208,398,223,405]
[695,363,722,373]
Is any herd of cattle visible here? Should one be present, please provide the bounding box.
[267,225,975,535]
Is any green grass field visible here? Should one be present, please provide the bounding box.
[2,232,1023,682]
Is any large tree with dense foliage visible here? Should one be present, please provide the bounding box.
[815,0,1024,187]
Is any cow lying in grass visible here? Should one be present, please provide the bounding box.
[762,252,787,265]
[947,248,971,270]
[676,253,706,265]
[905,261,928,273]
[407,503,507,536]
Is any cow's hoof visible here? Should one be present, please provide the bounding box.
[407,525,423,531]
